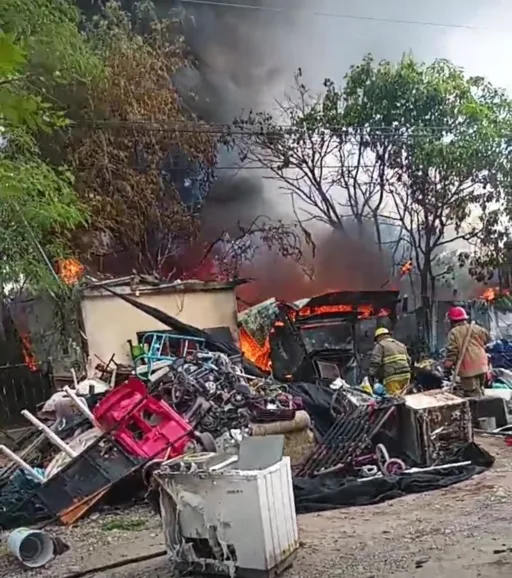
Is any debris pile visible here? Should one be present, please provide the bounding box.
[0,343,303,536]
[0,289,497,573]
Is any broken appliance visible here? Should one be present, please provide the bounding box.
[399,390,473,466]
[268,290,399,383]
[154,438,298,578]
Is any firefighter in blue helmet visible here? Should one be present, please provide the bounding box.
[368,327,411,396]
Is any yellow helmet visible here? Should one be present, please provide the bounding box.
[375,327,390,339]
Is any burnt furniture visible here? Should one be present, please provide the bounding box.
[399,390,473,466]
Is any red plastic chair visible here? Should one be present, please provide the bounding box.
[93,377,194,459]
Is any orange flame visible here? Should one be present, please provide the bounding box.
[57,258,85,285]
[480,286,510,302]
[400,260,413,275]
[295,304,390,319]
[239,327,271,371]
[20,333,38,372]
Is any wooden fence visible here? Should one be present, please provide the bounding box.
[0,363,53,426]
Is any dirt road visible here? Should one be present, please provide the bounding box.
[3,435,512,577]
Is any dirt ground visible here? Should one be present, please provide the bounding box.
[3,434,512,578]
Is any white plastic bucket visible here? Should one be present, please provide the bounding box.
[6,528,55,568]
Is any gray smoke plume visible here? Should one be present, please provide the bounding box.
[165,0,511,299]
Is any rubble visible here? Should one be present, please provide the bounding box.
[0,291,498,575]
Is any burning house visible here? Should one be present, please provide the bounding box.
[239,290,399,384]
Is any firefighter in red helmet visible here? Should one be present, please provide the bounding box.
[444,306,490,397]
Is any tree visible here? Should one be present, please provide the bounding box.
[64,1,216,277]
[230,69,390,240]
[340,55,512,342]
[0,3,92,292]
[63,1,305,282]
[232,55,512,344]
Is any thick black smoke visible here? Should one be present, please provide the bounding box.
[157,0,505,297]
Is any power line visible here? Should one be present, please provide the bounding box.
[177,0,486,31]
[72,163,376,171]
[71,120,507,137]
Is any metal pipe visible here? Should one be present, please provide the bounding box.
[404,461,471,474]
[0,445,45,482]
[63,387,100,428]
[21,411,77,458]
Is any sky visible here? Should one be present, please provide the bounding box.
[176,0,512,297]
[290,0,512,98]
[179,0,512,114]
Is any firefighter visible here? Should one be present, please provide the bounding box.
[444,306,490,397]
[368,327,411,396]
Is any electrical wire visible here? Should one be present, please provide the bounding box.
[175,0,494,32]
[69,162,434,172]
[69,119,509,137]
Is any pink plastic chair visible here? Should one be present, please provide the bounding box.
[93,377,194,459]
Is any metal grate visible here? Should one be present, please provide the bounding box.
[295,398,401,478]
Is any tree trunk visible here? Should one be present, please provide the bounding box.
[419,266,432,349]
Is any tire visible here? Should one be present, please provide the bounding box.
[383,458,406,476]
[197,432,217,453]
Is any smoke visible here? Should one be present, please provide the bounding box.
[238,221,395,305]
[165,0,512,298]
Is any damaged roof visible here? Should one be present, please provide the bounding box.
[302,290,400,309]
[83,276,247,296]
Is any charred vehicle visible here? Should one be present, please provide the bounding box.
[239,290,400,383]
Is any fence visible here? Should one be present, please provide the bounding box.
[0,363,53,426]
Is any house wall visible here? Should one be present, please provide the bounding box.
[80,285,239,365]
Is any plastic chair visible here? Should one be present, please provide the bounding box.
[93,377,194,459]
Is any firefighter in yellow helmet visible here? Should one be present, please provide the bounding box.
[368,327,411,396]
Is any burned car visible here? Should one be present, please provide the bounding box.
[239,290,400,384]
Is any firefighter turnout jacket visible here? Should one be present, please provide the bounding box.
[368,336,411,386]
[445,322,490,377]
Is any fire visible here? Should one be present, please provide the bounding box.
[400,260,413,275]
[57,258,85,285]
[20,333,38,372]
[239,327,271,371]
[480,287,510,302]
[296,304,390,319]
[481,287,496,301]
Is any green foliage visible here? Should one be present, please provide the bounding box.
[333,54,512,285]
[0,0,102,83]
[0,5,91,293]
[234,54,512,343]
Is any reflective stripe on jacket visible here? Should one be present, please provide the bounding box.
[445,322,490,377]
[368,336,411,383]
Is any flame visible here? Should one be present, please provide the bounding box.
[20,333,38,372]
[239,327,271,371]
[57,258,85,285]
[295,304,390,319]
[480,286,510,302]
[481,287,496,301]
[400,260,413,275]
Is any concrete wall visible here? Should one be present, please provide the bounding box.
[81,283,239,364]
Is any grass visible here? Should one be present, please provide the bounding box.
[101,517,148,532]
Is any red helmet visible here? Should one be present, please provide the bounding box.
[447,306,468,322]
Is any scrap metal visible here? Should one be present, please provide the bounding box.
[295,396,402,478]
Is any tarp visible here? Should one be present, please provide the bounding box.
[288,382,494,513]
